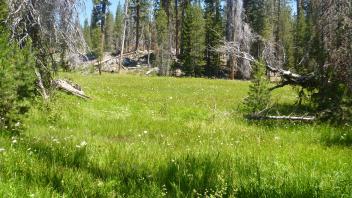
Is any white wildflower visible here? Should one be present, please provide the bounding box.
[15,122,21,127]
[143,130,148,134]
[0,148,5,153]
[80,141,87,147]
[274,136,280,141]
[52,138,60,144]
[76,141,87,148]
[97,180,104,187]
[12,139,17,144]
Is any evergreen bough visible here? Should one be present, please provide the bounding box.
[243,60,271,115]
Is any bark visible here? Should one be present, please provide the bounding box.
[35,69,49,100]
[266,63,318,90]
[53,79,90,99]
[249,115,316,121]
[180,0,189,56]
[175,0,179,56]
[119,0,129,73]
[226,0,235,80]
[135,0,140,51]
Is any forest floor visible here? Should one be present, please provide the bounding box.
[1,73,352,197]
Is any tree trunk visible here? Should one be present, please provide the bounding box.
[175,0,179,56]
[226,0,235,80]
[119,0,129,73]
[249,115,316,121]
[296,0,303,17]
[180,0,188,56]
[135,0,140,51]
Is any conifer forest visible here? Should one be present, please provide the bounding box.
[1,0,352,197]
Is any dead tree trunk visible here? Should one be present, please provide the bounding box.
[226,0,235,80]
[53,79,90,99]
[119,0,129,73]
[135,0,140,51]
[265,63,318,90]
[249,114,316,121]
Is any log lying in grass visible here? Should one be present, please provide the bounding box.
[53,79,90,99]
[93,52,136,66]
[249,114,316,121]
[145,67,159,76]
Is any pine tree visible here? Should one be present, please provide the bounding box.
[244,0,266,58]
[155,8,170,75]
[130,0,150,50]
[83,19,92,49]
[204,0,223,77]
[244,60,271,115]
[91,0,111,74]
[225,0,235,79]
[0,0,7,30]
[113,3,124,52]
[91,27,103,73]
[0,2,36,133]
[104,12,114,52]
[180,4,205,76]
[278,3,294,69]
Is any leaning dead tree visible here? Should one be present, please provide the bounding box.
[7,0,87,99]
[261,42,318,91]
[220,38,319,92]
[218,38,318,121]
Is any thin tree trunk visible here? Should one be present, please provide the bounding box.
[175,0,179,56]
[160,46,164,75]
[35,68,49,100]
[226,0,235,80]
[147,25,151,67]
[99,33,104,75]
[119,0,129,73]
[135,0,140,51]
[180,0,188,56]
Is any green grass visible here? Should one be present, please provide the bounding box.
[1,73,352,197]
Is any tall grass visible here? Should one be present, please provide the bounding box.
[0,73,351,197]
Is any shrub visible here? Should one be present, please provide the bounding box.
[0,32,36,134]
[243,60,271,115]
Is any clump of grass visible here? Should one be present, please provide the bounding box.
[321,125,352,146]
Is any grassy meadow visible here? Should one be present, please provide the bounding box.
[1,73,352,197]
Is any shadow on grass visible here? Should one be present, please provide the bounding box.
[243,103,352,147]
[320,126,352,147]
[9,131,350,197]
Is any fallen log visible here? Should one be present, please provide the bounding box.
[145,67,160,76]
[53,79,90,99]
[93,52,136,66]
[249,114,316,121]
